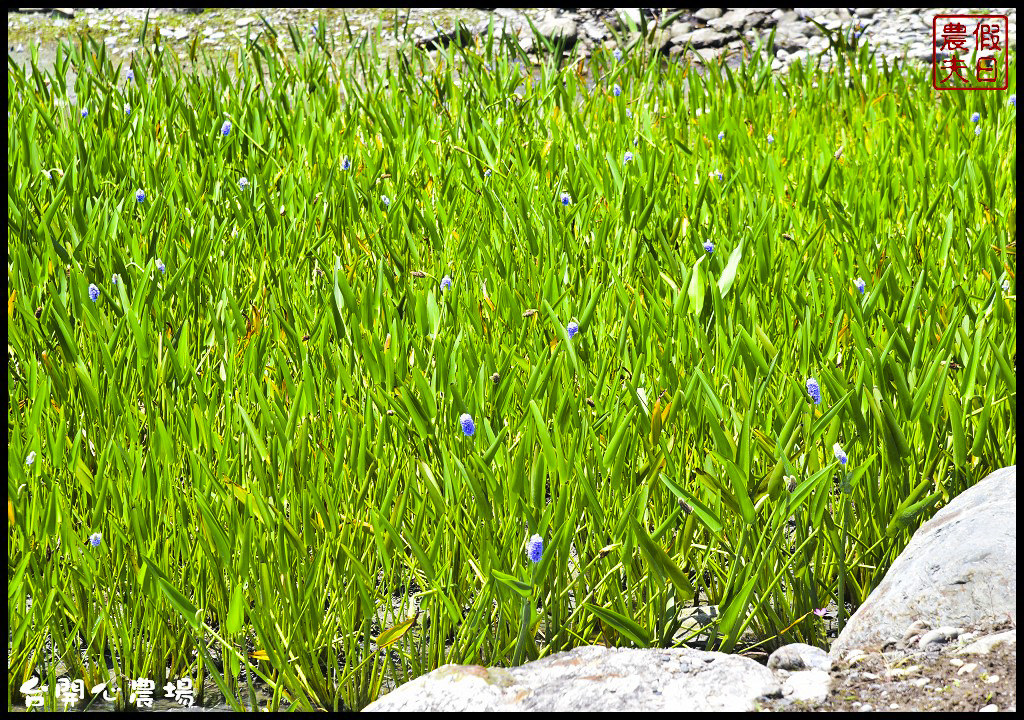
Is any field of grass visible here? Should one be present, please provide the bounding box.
[7,18,1017,711]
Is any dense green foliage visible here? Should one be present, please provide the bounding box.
[7,18,1017,711]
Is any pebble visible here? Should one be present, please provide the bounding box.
[957,630,1016,656]
[884,665,920,678]
[980,705,999,712]
[956,662,978,675]
[919,627,963,649]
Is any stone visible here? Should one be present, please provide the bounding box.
[693,8,722,22]
[581,21,606,42]
[830,467,1017,658]
[781,670,831,704]
[614,8,643,30]
[363,645,782,712]
[710,9,768,33]
[957,629,1016,656]
[902,619,930,642]
[708,9,747,32]
[416,25,474,50]
[768,643,831,672]
[534,16,578,47]
[648,28,674,54]
[686,28,736,49]
[918,626,962,649]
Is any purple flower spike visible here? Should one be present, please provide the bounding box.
[806,377,821,405]
[527,534,543,563]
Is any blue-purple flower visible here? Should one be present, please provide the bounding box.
[974,125,981,136]
[833,442,848,465]
[613,83,621,97]
[135,188,145,203]
[1010,94,1016,107]
[766,133,775,144]
[459,413,475,437]
[854,277,865,294]
[806,377,821,405]
[238,177,249,190]
[484,168,491,178]
[625,108,633,118]
[382,195,391,208]
[124,102,131,115]
[81,108,88,118]
[624,151,634,164]
[221,120,232,136]
[440,275,452,291]
[88,284,100,302]
[89,532,102,547]
[111,273,119,285]
[560,192,572,206]
[567,321,579,338]
[341,156,351,170]
[970,111,980,123]
[718,130,725,140]
[127,68,134,82]
[613,48,622,61]
[527,534,543,563]
[703,240,714,254]
[156,258,166,274]
[25,451,36,465]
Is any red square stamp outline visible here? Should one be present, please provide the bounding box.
[932,14,1009,91]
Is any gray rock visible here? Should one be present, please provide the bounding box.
[903,619,930,641]
[648,28,674,54]
[363,645,782,712]
[768,643,831,672]
[708,9,747,32]
[957,629,1016,656]
[781,670,832,704]
[669,21,693,39]
[416,25,474,50]
[830,466,1017,658]
[614,8,643,30]
[581,21,606,42]
[919,626,963,649]
[710,9,769,33]
[534,16,578,47]
[772,23,810,52]
[686,28,736,49]
[693,8,723,22]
